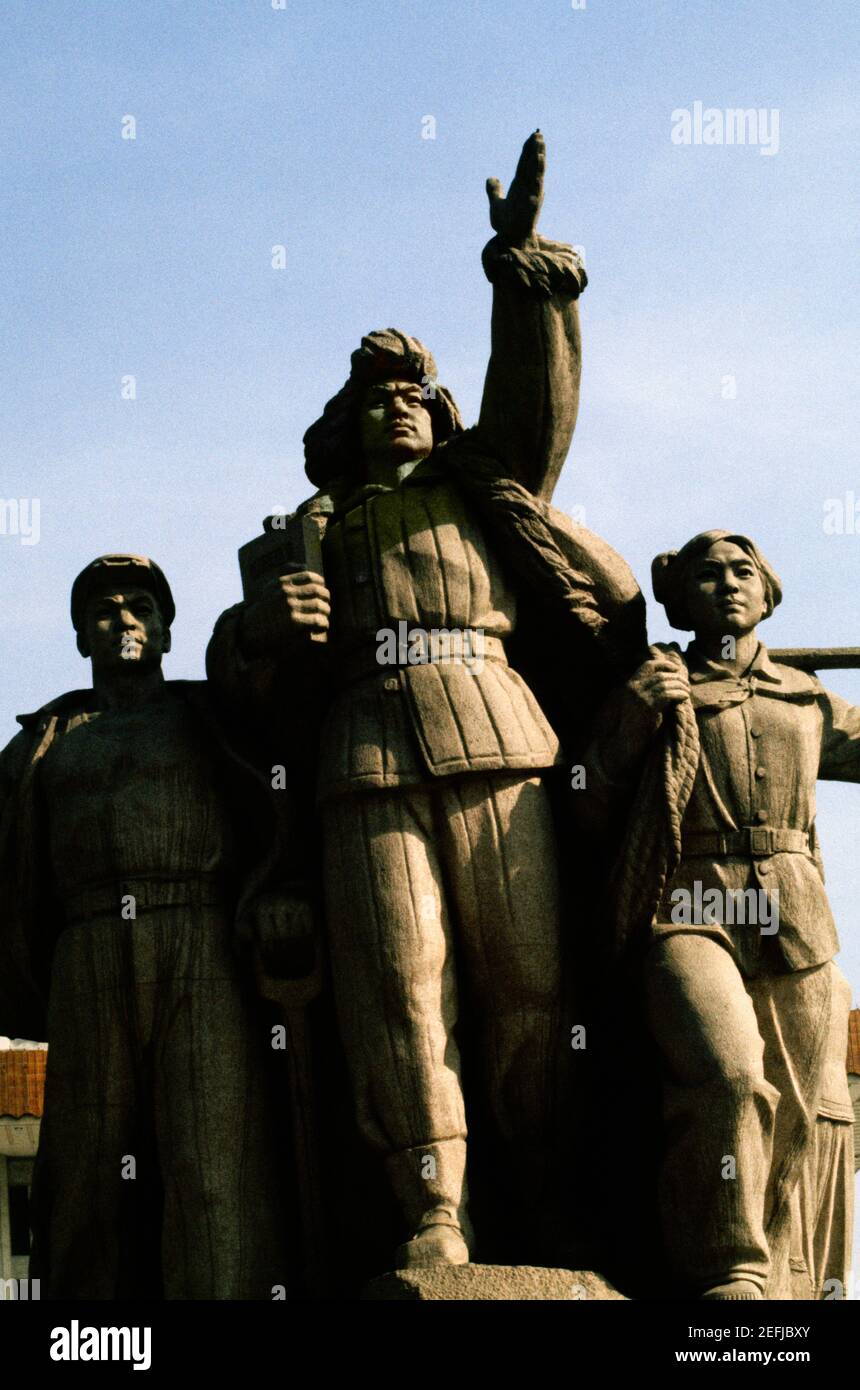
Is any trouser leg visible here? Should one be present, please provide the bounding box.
[746,961,840,1298]
[323,789,469,1243]
[152,913,287,1299]
[438,775,562,1217]
[33,926,138,1299]
[794,1118,854,1298]
[644,932,779,1294]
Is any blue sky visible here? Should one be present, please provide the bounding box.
[1,0,859,1281]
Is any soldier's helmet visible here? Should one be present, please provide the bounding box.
[70,554,176,633]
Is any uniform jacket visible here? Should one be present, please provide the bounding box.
[582,643,860,975]
[0,681,309,1040]
[207,238,647,802]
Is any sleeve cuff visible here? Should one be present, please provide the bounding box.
[482,235,587,299]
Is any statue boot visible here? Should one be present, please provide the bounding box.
[701,1279,763,1300]
[385,1139,473,1270]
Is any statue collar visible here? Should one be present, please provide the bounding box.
[683,642,820,707]
[16,689,99,730]
[15,680,207,731]
[333,455,445,514]
[685,642,783,686]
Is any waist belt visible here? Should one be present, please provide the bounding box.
[338,631,508,688]
[683,827,810,859]
[63,872,229,925]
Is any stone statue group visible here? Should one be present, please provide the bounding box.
[0,133,855,1301]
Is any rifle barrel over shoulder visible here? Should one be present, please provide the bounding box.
[770,648,860,671]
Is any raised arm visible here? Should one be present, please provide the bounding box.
[475,131,587,501]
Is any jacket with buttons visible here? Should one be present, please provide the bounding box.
[314,461,564,801]
[208,236,650,807]
[584,644,860,976]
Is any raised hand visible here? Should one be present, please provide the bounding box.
[486,130,545,248]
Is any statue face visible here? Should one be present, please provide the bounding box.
[359,378,433,471]
[686,540,767,639]
[79,586,170,671]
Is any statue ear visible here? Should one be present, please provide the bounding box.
[162,628,172,655]
[76,631,90,659]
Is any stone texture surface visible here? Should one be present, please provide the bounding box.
[0,556,293,1299]
[363,1265,627,1301]
[578,534,860,1300]
[207,131,644,1284]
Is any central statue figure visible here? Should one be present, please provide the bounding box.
[208,133,644,1271]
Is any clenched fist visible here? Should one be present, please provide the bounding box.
[240,570,331,660]
[626,647,690,715]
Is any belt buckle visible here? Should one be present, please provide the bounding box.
[748,827,772,857]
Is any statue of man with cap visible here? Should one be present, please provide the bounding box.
[0,554,299,1298]
[208,133,646,1269]
[576,530,858,1300]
